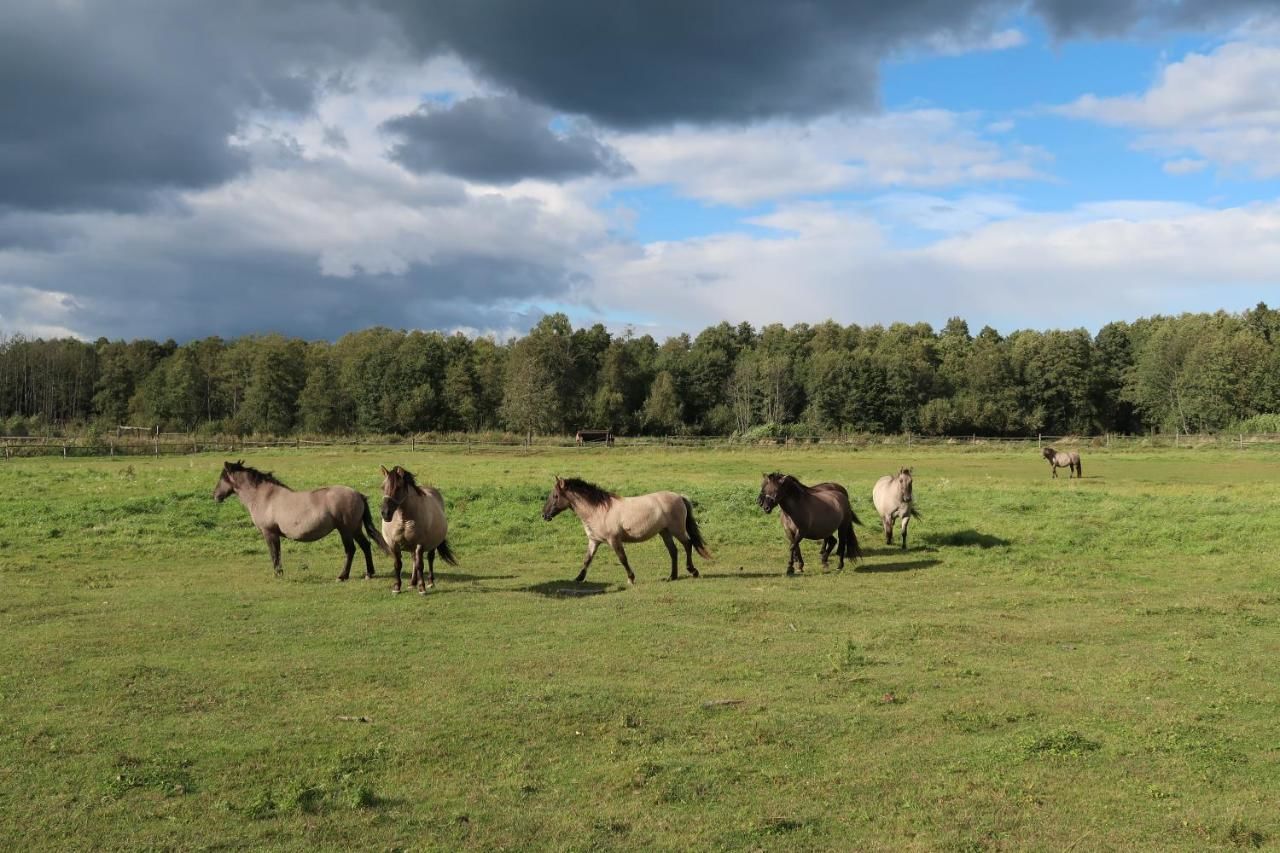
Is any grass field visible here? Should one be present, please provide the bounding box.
[1,445,1278,851]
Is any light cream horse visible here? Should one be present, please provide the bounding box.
[379,465,457,595]
[872,468,918,550]
[541,477,711,584]
[213,460,389,579]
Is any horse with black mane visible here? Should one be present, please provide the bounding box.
[213,460,388,579]
[1042,447,1082,479]
[380,465,457,595]
[541,477,710,584]
[758,473,861,574]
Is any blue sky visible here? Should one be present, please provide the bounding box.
[2,2,1279,341]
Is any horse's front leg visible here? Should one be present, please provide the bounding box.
[410,546,424,592]
[391,546,404,594]
[424,547,435,592]
[882,514,893,546]
[263,528,283,577]
[900,515,910,550]
[610,541,636,585]
[575,539,601,583]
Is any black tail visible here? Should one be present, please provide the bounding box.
[850,509,863,526]
[436,539,459,566]
[682,497,712,559]
[1076,460,1083,478]
[361,494,390,555]
[840,520,863,561]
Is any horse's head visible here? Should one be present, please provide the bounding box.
[758,473,788,513]
[897,467,914,502]
[213,460,241,502]
[380,464,418,522]
[542,477,570,521]
[1041,447,1055,461]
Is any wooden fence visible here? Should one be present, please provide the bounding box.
[4,431,1280,459]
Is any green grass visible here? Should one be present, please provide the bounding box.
[1,446,1278,851]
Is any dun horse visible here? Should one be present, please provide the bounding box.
[541,477,711,584]
[1042,447,1083,479]
[758,473,861,574]
[872,468,918,549]
[380,465,457,595]
[213,460,388,579]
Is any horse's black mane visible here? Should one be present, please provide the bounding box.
[561,477,617,507]
[765,472,807,493]
[226,460,289,489]
[391,466,427,495]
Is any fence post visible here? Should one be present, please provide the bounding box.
[110,441,115,457]
[63,444,68,458]
[1037,433,1041,449]
[411,435,415,452]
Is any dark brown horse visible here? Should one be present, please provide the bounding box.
[213,461,389,579]
[1042,447,1082,479]
[758,473,861,574]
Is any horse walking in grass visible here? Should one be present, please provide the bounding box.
[379,465,457,595]
[872,468,918,550]
[213,460,388,579]
[541,477,711,584]
[1042,447,1082,479]
[757,473,861,574]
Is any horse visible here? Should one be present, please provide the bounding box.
[1042,447,1082,479]
[541,477,711,584]
[379,465,457,595]
[758,473,861,574]
[213,460,388,579]
[872,468,918,550]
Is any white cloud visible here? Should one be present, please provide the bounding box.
[1059,39,1280,176]
[1163,157,1209,175]
[922,27,1027,57]
[610,110,1047,205]
[576,199,1280,338]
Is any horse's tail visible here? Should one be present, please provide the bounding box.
[850,508,863,526]
[840,519,862,561]
[436,539,459,566]
[1076,458,1083,478]
[682,497,712,559]
[908,503,922,520]
[361,494,391,555]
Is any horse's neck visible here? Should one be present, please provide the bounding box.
[239,481,285,519]
[567,494,613,528]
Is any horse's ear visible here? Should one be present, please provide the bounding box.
[223,460,231,470]
[380,465,389,476]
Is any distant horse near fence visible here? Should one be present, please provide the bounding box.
[1042,447,1082,479]
[575,429,614,447]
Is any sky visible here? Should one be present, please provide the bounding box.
[3,0,1280,342]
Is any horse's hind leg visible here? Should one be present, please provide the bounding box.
[424,548,435,592]
[882,514,893,545]
[819,536,835,569]
[660,531,679,581]
[900,516,910,550]
[355,531,375,578]
[337,532,356,582]
[675,533,700,577]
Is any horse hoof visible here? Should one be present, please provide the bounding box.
[391,588,401,595]
[336,577,347,583]
[418,588,427,596]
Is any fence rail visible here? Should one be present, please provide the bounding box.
[4,430,1280,459]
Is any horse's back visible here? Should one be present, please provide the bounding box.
[274,485,361,541]
[614,491,683,541]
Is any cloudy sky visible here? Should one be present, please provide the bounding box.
[3,0,1280,341]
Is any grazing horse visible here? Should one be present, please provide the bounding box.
[758,473,861,574]
[1042,447,1082,479]
[379,465,457,595]
[541,477,710,584]
[213,460,388,579]
[872,468,918,550]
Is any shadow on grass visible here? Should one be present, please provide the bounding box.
[927,529,1010,549]
[431,572,517,583]
[854,558,941,573]
[696,570,789,580]
[519,579,624,598]
[860,545,940,557]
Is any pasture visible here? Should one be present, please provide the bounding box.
[1,445,1278,851]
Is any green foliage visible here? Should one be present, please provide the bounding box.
[6,305,1280,437]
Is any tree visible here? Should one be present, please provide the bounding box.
[642,370,681,434]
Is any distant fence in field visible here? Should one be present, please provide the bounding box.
[4,430,1280,459]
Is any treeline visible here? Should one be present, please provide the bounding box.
[2,306,1279,438]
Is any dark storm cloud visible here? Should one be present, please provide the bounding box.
[0,0,390,214]
[4,242,575,341]
[374,0,1278,128]
[381,96,630,183]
